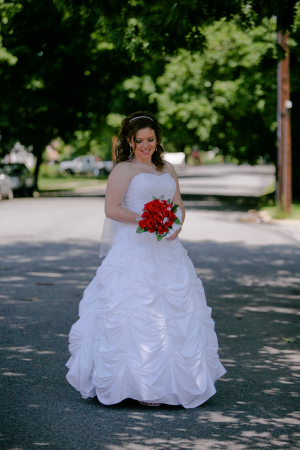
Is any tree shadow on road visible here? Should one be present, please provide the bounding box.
[181,193,274,212]
[0,239,299,450]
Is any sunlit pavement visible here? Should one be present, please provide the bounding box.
[0,196,299,450]
[178,164,276,197]
[39,164,276,198]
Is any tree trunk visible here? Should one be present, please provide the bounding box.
[34,152,43,190]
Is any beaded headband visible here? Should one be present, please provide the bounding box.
[129,116,154,123]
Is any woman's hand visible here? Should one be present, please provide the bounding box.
[166,227,181,241]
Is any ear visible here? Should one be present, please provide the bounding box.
[128,137,135,148]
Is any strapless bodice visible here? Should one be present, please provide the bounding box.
[122,172,176,214]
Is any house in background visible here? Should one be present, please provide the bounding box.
[2,142,36,169]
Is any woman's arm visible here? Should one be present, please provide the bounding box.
[105,163,140,224]
[166,161,185,224]
[165,162,185,240]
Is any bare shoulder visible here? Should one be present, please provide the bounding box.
[106,162,136,194]
[108,161,134,181]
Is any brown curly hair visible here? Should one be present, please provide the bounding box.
[115,111,165,170]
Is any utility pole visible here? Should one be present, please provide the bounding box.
[277,32,292,214]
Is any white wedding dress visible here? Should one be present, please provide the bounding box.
[66,172,226,408]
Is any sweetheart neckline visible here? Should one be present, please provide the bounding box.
[130,172,175,183]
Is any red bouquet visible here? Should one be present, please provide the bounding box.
[136,196,181,241]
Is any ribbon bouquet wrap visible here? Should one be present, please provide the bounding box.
[136,196,182,241]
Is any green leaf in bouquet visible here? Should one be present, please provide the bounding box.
[167,199,171,203]
[136,226,144,234]
[157,232,169,241]
[174,218,181,224]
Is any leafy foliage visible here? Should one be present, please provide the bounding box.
[0,0,135,183]
[1,0,300,195]
[55,0,298,57]
[153,19,278,164]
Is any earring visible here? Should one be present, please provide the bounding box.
[155,146,157,152]
[128,144,133,161]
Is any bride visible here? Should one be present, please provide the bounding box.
[66,111,226,408]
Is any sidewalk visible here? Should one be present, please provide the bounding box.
[269,219,300,243]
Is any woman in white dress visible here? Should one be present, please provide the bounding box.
[66,111,226,408]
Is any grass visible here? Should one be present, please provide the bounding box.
[38,175,107,192]
[261,203,300,220]
[37,163,109,192]
[263,181,276,196]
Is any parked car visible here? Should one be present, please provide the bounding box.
[58,155,113,176]
[0,168,13,200]
[0,163,35,197]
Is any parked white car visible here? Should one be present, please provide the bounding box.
[0,168,13,200]
[0,163,35,197]
[58,155,113,176]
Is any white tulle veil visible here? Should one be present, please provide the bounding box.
[99,216,118,258]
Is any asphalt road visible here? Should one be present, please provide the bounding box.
[0,193,300,450]
[177,164,276,197]
[41,164,276,198]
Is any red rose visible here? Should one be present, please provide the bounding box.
[139,219,148,229]
[157,224,168,234]
[137,197,181,241]
[141,211,150,219]
[153,215,162,226]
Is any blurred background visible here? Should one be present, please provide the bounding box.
[0,0,300,218]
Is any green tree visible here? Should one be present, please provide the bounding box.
[0,0,135,185]
[152,18,278,164]
[55,0,297,57]
[1,0,299,192]
[112,14,300,201]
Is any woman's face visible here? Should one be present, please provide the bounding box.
[129,127,157,162]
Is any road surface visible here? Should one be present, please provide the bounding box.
[39,164,276,198]
[0,190,299,450]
